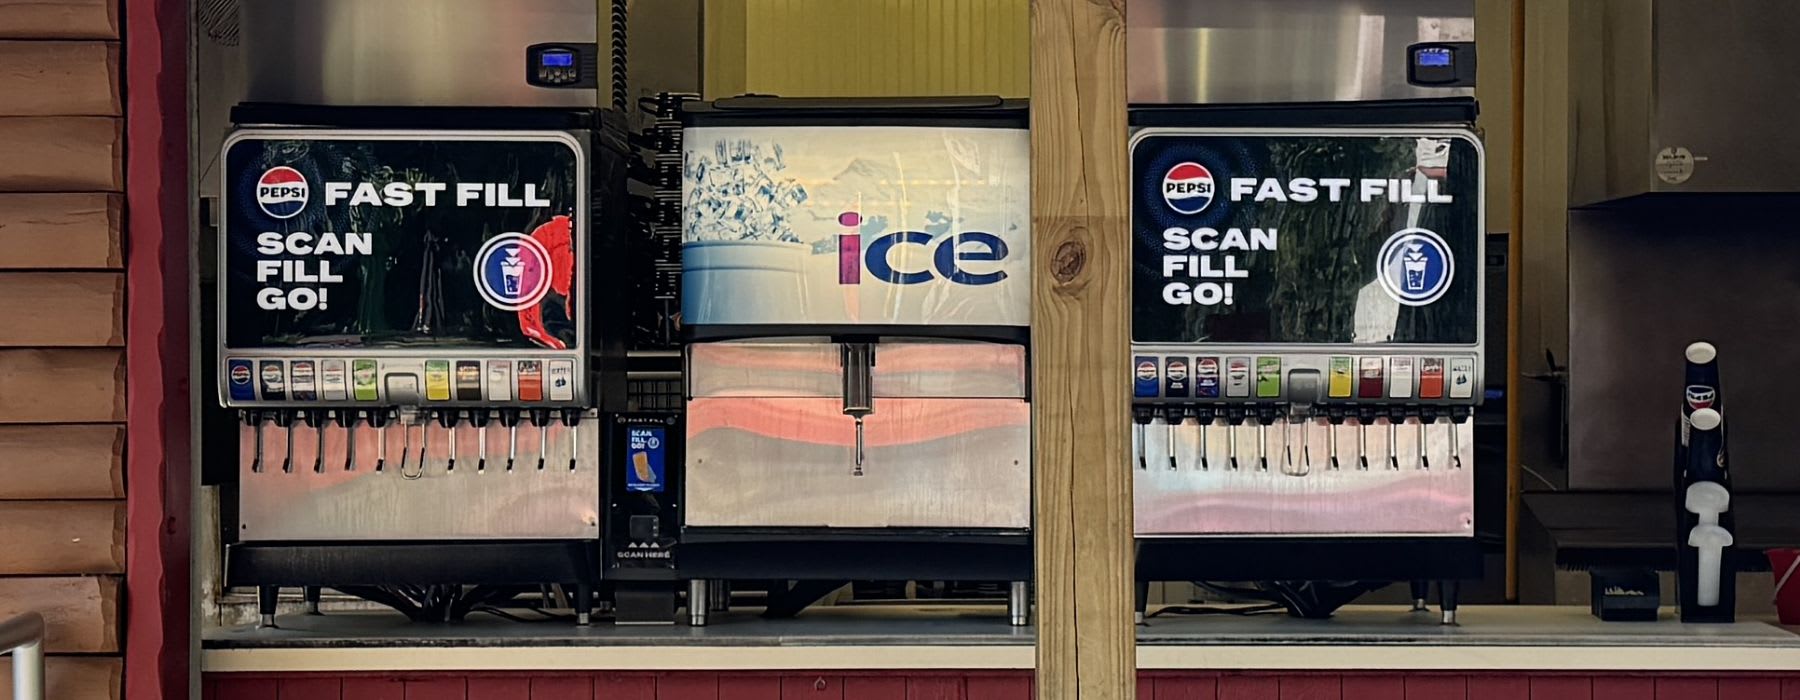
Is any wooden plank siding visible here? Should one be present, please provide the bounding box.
[0,9,127,698]
[1030,0,1135,696]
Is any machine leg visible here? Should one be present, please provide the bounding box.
[1008,581,1030,627]
[710,580,730,612]
[688,579,710,627]
[258,585,279,628]
[575,583,593,626]
[1438,579,1461,625]
[1410,580,1430,612]
[1134,579,1150,624]
[303,586,322,615]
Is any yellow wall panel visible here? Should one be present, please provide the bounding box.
[705,0,1027,99]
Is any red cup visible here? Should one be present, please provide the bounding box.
[1771,548,1800,625]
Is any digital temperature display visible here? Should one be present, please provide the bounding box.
[541,52,574,68]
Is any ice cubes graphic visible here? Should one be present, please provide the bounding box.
[685,139,807,243]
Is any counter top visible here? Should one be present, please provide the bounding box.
[201,605,1800,673]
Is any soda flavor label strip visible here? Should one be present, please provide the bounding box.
[1328,356,1354,399]
[1419,357,1446,399]
[320,359,348,401]
[1255,357,1281,398]
[227,359,257,402]
[1358,357,1385,399]
[1388,356,1416,399]
[1164,356,1192,398]
[1225,356,1251,398]
[455,361,483,401]
[1195,356,1221,399]
[425,360,452,401]
[517,360,544,402]
[1134,356,1161,398]
[351,359,379,401]
[487,361,514,402]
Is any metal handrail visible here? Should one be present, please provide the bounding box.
[1,613,45,700]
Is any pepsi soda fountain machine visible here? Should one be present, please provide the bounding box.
[215,0,629,625]
[676,97,1034,626]
[1127,0,1487,623]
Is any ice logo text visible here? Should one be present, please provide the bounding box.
[835,211,1009,286]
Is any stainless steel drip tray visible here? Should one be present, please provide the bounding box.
[238,420,601,541]
[685,397,1031,530]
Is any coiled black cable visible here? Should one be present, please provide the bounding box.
[611,0,629,111]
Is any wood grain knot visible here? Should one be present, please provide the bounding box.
[1052,239,1086,283]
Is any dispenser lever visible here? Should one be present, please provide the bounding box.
[841,343,876,477]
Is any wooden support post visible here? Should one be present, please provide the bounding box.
[1030,0,1135,697]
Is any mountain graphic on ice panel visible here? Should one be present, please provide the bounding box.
[682,128,1028,248]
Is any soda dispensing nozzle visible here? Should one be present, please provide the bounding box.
[335,410,358,470]
[398,407,424,479]
[1164,407,1181,470]
[1418,406,1440,470]
[365,409,390,472]
[242,410,265,473]
[1324,406,1347,470]
[1355,406,1377,470]
[1224,406,1248,470]
[1132,406,1156,470]
[302,409,328,473]
[1193,406,1216,470]
[438,409,461,472]
[499,409,522,471]
[469,409,491,473]
[530,408,552,470]
[560,408,582,471]
[1449,406,1471,469]
[1254,404,1282,472]
[841,343,876,477]
[273,411,296,473]
[1384,406,1406,470]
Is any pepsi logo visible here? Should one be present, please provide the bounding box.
[256,167,309,220]
[230,365,251,385]
[1686,385,1716,410]
[1163,162,1215,215]
[1167,360,1189,381]
[1136,361,1158,381]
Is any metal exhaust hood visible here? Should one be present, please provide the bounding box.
[1569,0,1800,206]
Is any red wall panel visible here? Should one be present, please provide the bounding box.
[1406,675,1468,700]
[201,669,1800,700]
[718,676,782,700]
[279,677,344,700]
[904,677,962,700]
[1279,675,1341,700]
[343,677,406,700]
[1341,675,1405,698]
[656,673,721,700]
[845,676,907,700]
[466,676,530,700]
[1466,676,1527,700]
[1153,675,1219,700]
[405,677,466,700]
[963,675,1031,700]
[597,675,656,699]
[1220,675,1280,700]
[1529,676,1592,700]
[1716,679,1780,700]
